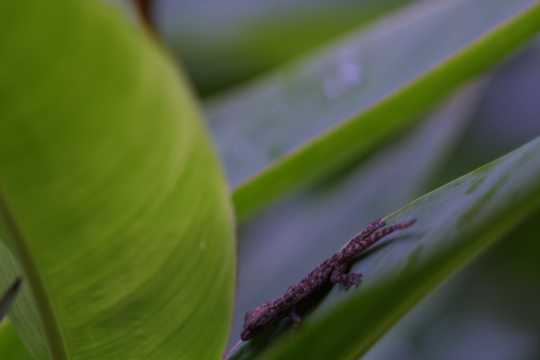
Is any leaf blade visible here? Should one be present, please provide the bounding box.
[205,0,540,221]
[227,83,483,359]
[0,321,32,360]
[0,1,235,359]
[260,131,540,359]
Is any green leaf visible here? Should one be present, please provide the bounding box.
[227,84,482,358]
[0,321,32,360]
[206,0,540,221]
[0,1,234,359]
[255,131,540,359]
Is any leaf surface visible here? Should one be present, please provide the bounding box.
[0,1,234,359]
[257,131,540,360]
[227,84,482,358]
[0,321,32,360]
[206,0,540,220]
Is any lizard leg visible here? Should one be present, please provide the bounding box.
[330,264,362,290]
[289,308,302,326]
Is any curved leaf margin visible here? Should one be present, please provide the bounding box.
[257,134,540,359]
[232,2,540,222]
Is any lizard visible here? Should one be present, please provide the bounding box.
[240,218,416,341]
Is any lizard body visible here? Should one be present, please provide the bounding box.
[240,218,415,341]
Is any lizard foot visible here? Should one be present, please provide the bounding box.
[289,309,302,326]
[333,272,363,290]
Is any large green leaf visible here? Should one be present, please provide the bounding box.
[0,1,234,359]
[242,131,540,359]
[205,0,540,221]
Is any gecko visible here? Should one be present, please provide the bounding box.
[240,218,416,341]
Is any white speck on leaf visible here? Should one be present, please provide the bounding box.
[323,50,363,99]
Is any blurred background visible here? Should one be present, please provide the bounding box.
[127,0,540,358]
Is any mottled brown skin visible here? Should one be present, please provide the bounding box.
[240,219,416,341]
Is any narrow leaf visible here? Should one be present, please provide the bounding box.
[259,132,540,359]
[206,0,540,221]
[162,0,412,94]
[227,84,482,358]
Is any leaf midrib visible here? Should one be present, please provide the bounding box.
[0,193,68,360]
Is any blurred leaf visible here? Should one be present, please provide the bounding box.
[0,1,234,359]
[205,0,540,221]
[105,0,138,20]
[227,83,483,358]
[250,131,540,360]
[159,0,412,94]
[0,321,31,360]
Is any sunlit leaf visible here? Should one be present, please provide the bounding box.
[0,321,31,360]
[0,1,234,359]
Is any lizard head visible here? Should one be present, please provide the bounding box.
[241,302,274,341]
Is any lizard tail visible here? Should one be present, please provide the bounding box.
[353,218,416,251]
[350,218,386,243]
[222,339,243,360]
